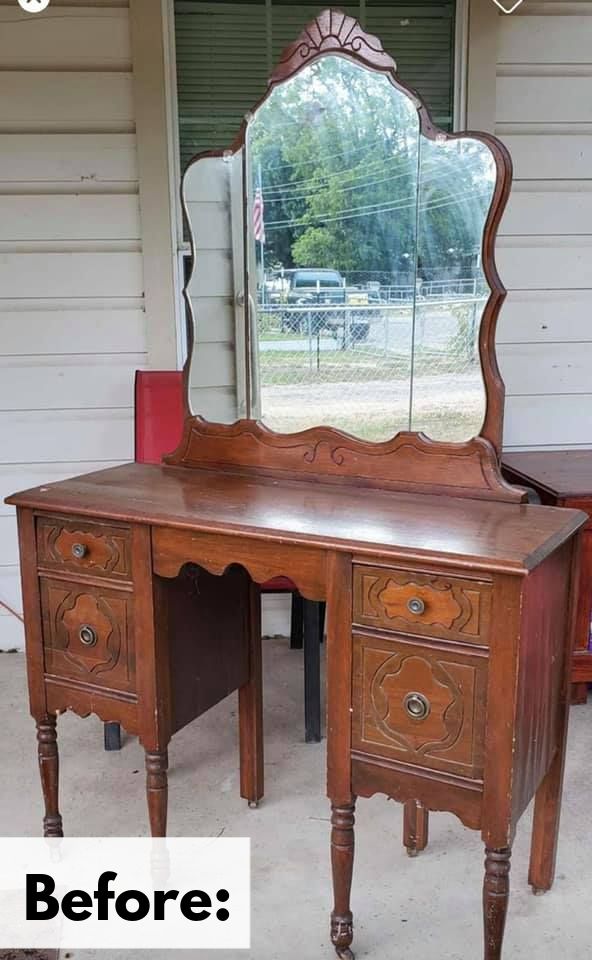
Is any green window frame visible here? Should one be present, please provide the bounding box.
[174,1,456,173]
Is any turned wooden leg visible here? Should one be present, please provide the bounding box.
[36,715,63,838]
[330,799,356,960]
[239,581,264,807]
[145,749,168,837]
[483,847,511,960]
[403,799,429,857]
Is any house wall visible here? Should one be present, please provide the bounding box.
[0,0,146,649]
[494,0,592,450]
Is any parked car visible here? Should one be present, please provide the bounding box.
[281,268,369,342]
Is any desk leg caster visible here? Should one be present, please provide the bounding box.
[531,887,547,897]
[331,919,354,960]
[248,800,259,809]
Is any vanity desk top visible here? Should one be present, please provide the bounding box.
[8,460,584,577]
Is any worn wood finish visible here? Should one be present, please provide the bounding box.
[40,578,136,694]
[36,515,131,581]
[510,545,573,825]
[330,800,356,960]
[483,848,511,960]
[353,565,491,646]
[239,579,264,806]
[7,421,586,957]
[161,565,250,734]
[325,552,353,804]
[528,535,582,895]
[5,11,588,960]
[352,630,488,779]
[352,755,483,832]
[36,714,63,839]
[403,799,429,857]
[166,422,525,504]
[7,463,582,577]
[152,524,327,601]
[503,451,592,699]
[145,749,168,838]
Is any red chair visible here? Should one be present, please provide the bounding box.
[104,371,323,751]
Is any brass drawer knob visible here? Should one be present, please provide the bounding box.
[79,624,98,647]
[407,596,425,615]
[71,543,88,560]
[404,692,430,720]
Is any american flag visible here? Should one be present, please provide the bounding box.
[253,184,265,244]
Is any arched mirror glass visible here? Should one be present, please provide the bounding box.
[184,38,501,445]
[246,57,420,441]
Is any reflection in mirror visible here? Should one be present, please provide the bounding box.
[184,50,500,443]
[246,56,420,440]
[185,151,245,423]
[411,137,496,440]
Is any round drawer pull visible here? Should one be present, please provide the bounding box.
[404,692,430,721]
[407,597,425,616]
[79,624,98,647]
[71,543,88,560]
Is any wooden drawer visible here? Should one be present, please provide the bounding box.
[352,631,488,780]
[37,516,131,581]
[353,565,491,645]
[40,578,135,694]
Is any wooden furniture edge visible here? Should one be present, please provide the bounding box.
[164,419,525,503]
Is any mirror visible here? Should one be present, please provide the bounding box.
[246,57,420,441]
[184,150,246,424]
[412,137,494,441]
[185,42,500,445]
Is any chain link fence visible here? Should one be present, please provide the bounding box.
[255,285,488,441]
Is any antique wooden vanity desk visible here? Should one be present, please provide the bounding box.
[7,12,586,960]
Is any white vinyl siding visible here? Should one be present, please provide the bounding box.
[0,0,145,649]
[495,1,592,450]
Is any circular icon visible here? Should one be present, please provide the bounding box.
[17,0,51,12]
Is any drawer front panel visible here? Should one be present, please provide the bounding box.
[37,516,131,581]
[40,579,135,694]
[352,632,487,779]
[353,565,491,645]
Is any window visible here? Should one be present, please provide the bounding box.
[174,1,456,173]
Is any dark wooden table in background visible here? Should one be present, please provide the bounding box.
[503,451,592,703]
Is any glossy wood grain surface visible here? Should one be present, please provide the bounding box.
[6,462,586,575]
[503,450,592,500]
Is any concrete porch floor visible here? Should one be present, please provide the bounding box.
[0,643,590,960]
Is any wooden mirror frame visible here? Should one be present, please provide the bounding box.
[168,8,523,504]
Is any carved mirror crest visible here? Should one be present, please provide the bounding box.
[172,10,519,502]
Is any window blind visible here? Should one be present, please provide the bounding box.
[174,1,455,172]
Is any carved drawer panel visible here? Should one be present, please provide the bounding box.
[40,579,135,694]
[37,516,131,581]
[352,632,488,779]
[353,565,491,645]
